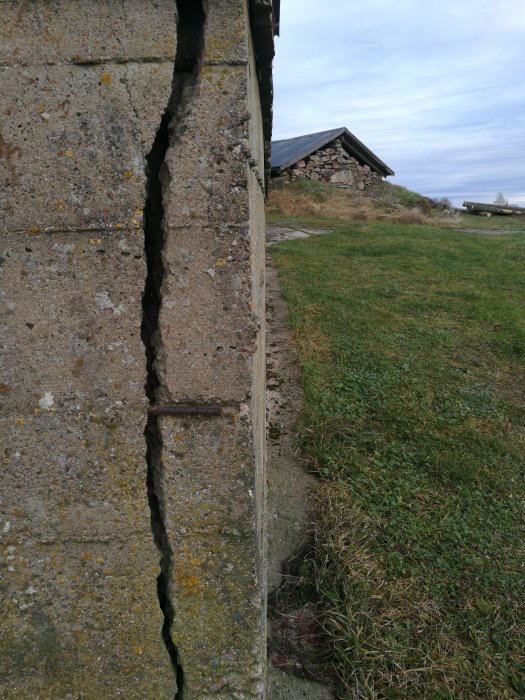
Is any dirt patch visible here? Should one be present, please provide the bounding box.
[266,244,334,698]
[266,261,318,590]
[456,227,525,235]
[267,225,333,246]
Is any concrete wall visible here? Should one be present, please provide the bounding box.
[0,1,273,697]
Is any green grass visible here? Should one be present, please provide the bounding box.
[457,213,525,231]
[271,222,525,698]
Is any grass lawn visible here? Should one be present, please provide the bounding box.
[271,221,525,698]
[457,213,525,231]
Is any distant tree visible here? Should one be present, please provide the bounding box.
[493,193,508,206]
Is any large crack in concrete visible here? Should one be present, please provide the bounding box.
[142,74,183,700]
[141,2,206,697]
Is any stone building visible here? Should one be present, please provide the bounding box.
[271,126,394,191]
[0,1,276,698]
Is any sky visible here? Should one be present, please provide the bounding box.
[272,0,525,207]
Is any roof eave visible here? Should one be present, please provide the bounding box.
[340,128,394,177]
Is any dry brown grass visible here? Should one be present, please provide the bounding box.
[310,483,518,699]
[267,184,459,228]
[290,304,332,362]
[293,327,331,363]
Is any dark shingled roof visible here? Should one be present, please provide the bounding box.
[271,127,395,177]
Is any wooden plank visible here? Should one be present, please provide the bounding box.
[463,201,525,215]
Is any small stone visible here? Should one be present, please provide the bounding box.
[39,391,54,410]
[330,169,354,186]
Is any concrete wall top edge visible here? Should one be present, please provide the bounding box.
[0,0,177,65]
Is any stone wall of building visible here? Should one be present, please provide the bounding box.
[286,138,382,191]
[0,1,273,698]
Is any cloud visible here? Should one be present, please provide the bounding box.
[273,0,525,206]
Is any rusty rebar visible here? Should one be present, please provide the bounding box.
[148,404,223,417]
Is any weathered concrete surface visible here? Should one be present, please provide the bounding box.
[0,4,176,234]
[0,1,177,65]
[153,1,270,696]
[266,225,333,246]
[0,61,173,233]
[1,0,275,696]
[159,413,264,697]
[0,2,176,697]
[267,665,334,699]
